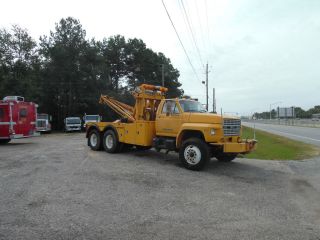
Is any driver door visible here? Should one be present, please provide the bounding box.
[156,100,182,137]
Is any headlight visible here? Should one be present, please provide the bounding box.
[210,129,215,135]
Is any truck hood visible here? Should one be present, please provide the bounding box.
[186,113,223,124]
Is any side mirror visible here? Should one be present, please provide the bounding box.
[49,116,52,121]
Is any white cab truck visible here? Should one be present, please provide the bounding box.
[64,117,81,132]
[83,114,101,129]
[36,113,52,132]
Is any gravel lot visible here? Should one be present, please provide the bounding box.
[1,133,320,240]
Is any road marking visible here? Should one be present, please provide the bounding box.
[246,124,320,143]
[269,130,320,142]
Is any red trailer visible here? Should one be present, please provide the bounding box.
[0,96,39,144]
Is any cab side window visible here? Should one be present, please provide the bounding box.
[162,101,179,114]
[162,101,171,114]
[172,104,179,114]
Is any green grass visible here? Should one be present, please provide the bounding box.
[240,126,320,160]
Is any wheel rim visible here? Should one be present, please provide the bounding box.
[106,134,114,149]
[90,133,98,147]
[184,145,201,165]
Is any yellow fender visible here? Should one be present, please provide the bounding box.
[176,123,222,148]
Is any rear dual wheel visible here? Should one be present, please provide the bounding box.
[88,129,102,150]
[88,129,123,153]
[103,130,122,153]
[89,128,125,153]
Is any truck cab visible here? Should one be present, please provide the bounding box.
[64,117,81,132]
[156,98,238,145]
[36,113,52,133]
[83,114,101,130]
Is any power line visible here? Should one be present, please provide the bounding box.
[179,0,204,67]
[161,0,201,83]
[194,0,207,60]
[177,0,194,56]
[204,0,211,46]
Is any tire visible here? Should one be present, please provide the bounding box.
[103,130,121,153]
[88,129,102,151]
[179,138,209,171]
[0,139,11,144]
[216,153,238,162]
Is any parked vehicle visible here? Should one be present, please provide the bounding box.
[36,113,52,133]
[83,114,101,130]
[64,117,81,132]
[86,84,257,170]
[0,96,39,144]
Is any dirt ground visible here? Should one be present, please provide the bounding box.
[1,133,320,240]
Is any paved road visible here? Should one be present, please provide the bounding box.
[1,133,320,239]
[243,121,320,146]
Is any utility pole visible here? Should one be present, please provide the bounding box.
[212,88,216,113]
[202,63,209,111]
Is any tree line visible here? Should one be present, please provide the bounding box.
[254,105,320,119]
[0,17,183,129]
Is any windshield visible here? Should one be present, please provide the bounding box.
[85,115,99,121]
[179,100,207,113]
[66,118,81,124]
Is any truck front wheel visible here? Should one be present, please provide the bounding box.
[103,130,121,153]
[216,153,238,162]
[179,138,209,171]
[88,129,102,151]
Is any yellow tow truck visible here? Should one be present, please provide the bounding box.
[86,84,256,170]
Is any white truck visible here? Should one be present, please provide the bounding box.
[36,113,52,133]
[64,117,82,132]
[83,114,101,130]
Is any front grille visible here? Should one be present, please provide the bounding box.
[223,119,241,136]
[37,120,46,128]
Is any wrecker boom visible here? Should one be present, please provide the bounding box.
[99,95,135,122]
[99,84,168,122]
